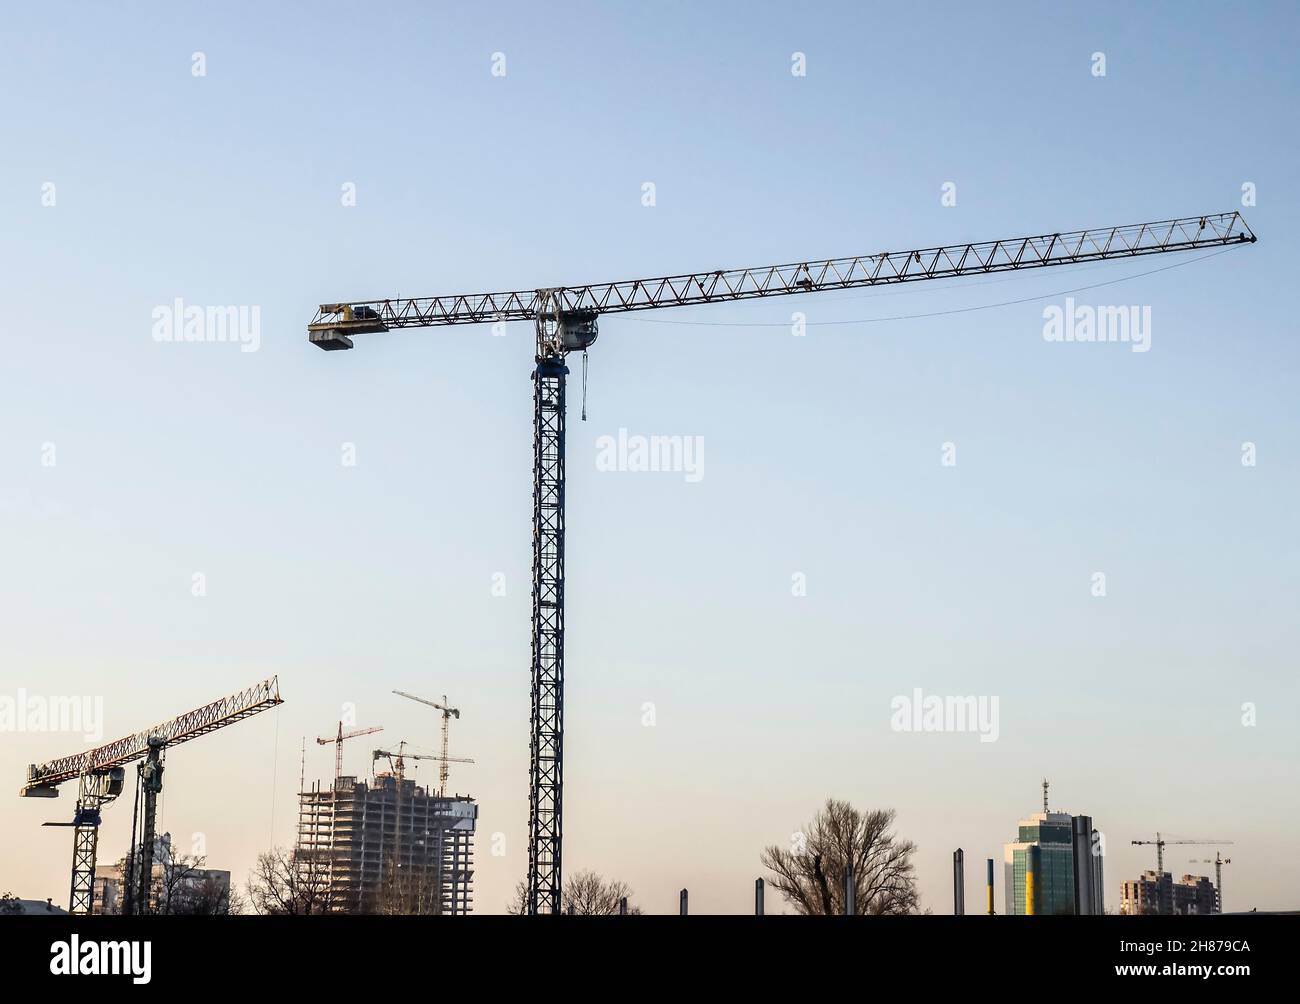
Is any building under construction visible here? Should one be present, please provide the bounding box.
[297,772,477,914]
[1120,871,1218,916]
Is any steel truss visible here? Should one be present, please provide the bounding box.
[309,213,1254,334]
[69,771,120,915]
[527,325,567,915]
[22,676,282,792]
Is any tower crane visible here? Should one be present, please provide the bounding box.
[372,742,474,785]
[18,676,283,915]
[1131,832,1234,875]
[316,722,383,783]
[308,212,1256,914]
[393,690,465,796]
[1190,851,1233,912]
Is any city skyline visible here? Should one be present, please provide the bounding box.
[5,671,1284,914]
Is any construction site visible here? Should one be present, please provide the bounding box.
[297,773,476,915]
[12,214,1262,919]
[297,703,478,915]
[12,678,483,917]
[5,6,1292,941]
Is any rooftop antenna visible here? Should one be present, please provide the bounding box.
[1042,778,1050,815]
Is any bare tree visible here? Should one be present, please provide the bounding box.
[171,871,234,916]
[155,845,206,916]
[563,870,641,915]
[507,879,528,915]
[507,871,641,915]
[375,849,444,916]
[762,799,921,915]
[245,846,332,915]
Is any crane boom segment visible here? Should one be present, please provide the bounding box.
[21,677,282,793]
[316,725,383,744]
[309,213,1253,337]
[374,750,474,764]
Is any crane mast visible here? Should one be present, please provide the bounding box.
[129,738,165,916]
[309,212,1255,914]
[530,336,570,914]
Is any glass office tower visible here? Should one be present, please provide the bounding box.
[1004,806,1105,915]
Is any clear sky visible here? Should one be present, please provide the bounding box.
[1,0,1297,914]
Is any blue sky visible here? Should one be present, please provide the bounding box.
[2,0,1297,913]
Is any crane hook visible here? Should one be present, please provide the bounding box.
[580,349,589,421]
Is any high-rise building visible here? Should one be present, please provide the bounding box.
[1003,785,1105,915]
[1120,871,1217,916]
[297,772,477,914]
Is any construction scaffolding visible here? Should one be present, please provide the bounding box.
[297,773,476,914]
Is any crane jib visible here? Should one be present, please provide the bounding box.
[20,676,283,794]
[308,212,1254,342]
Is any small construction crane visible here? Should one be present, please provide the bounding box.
[1190,851,1233,912]
[1132,833,1234,875]
[19,676,283,915]
[316,722,383,783]
[372,742,474,786]
[310,212,1256,913]
[393,690,465,796]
